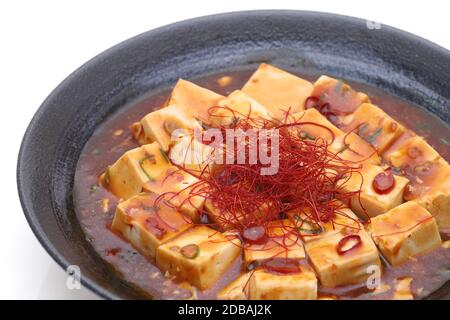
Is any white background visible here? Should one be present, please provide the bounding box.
[1,0,449,299]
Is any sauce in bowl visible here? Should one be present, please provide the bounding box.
[74,68,450,299]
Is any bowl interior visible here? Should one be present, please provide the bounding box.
[17,10,450,299]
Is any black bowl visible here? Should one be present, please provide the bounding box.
[17,10,450,299]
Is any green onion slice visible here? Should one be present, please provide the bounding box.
[180,244,199,259]
[295,215,323,235]
[139,156,156,181]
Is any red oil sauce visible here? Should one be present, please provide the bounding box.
[74,68,450,299]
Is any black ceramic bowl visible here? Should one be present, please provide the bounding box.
[17,10,450,299]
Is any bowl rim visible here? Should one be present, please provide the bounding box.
[16,9,450,300]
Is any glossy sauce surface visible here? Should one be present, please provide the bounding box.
[74,68,450,299]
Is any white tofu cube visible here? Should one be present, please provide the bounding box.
[402,158,450,201]
[383,135,440,168]
[242,63,313,119]
[415,190,450,230]
[142,166,205,221]
[287,204,362,242]
[168,79,224,123]
[243,220,305,267]
[248,265,317,300]
[101,142,172,200]
[210,90,273,127]
[310,75,369,117]
[133,104,202,151]
[289,108,343,143]
[204,199,274,231]
[111,193,192,258]
[343,103,405,153]
[168,134,216,174]
[368,201,441,266]
[329,131,381,165]
[156,226,241,290]
[340,164,409,218]
[244,239,306,268]
[305,228,381,287]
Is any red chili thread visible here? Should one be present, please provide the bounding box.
[164,106,369,251]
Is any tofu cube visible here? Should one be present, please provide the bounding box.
[287,204,362,242]
[383,135,440,168]
[101,142,172,200]
[242,63,313,118]
[248,266,318,300]
[343,103,405,153]
[203,199,238,231]
[310,76,369,117]
[112,193,192,258]
[168,134,216,174]
[132,104,202,151]
[204,199,275,231]
[329,131,381,165]
[385,135,449,198]
[288,108,381,171]
[210,90,273,127]
[244,239,305,268]
[368,201,441,266]
[403,158,450,201]
[244,220,305,267]
[340,164,409,218]
[142,166,205,221]
[414,190,450,230]
[217,273,252,300]
[305,228,381,287]
[168,79,224,123]
[156,226,241,290]
[290,108,344,143]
